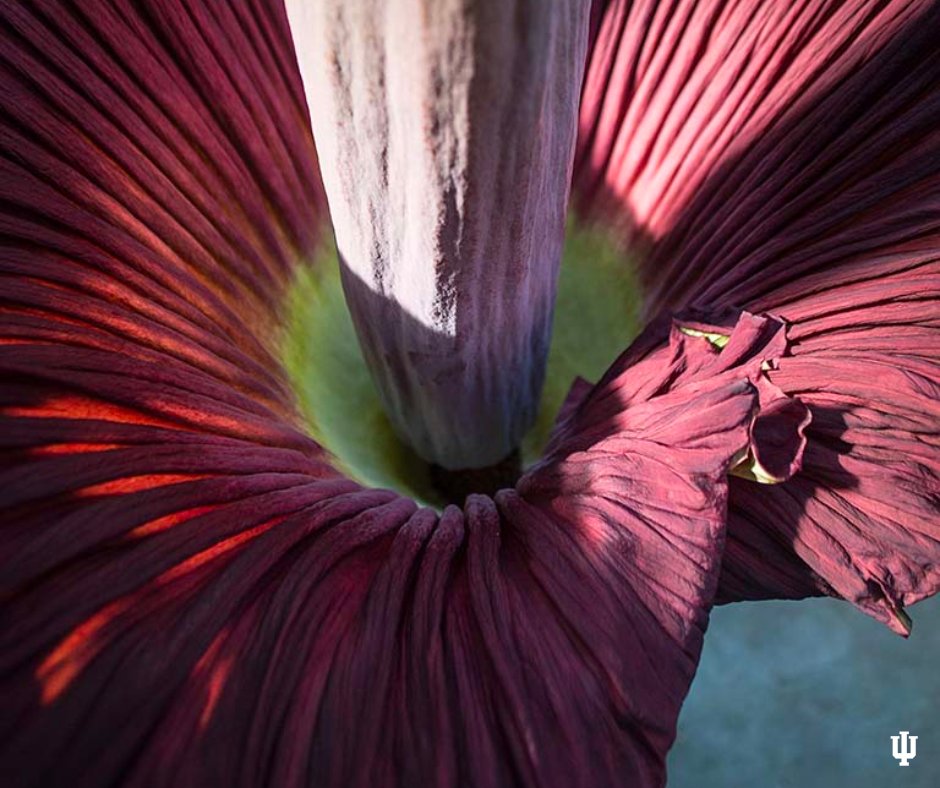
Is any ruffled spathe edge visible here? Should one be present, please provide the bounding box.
[537,308,810,484]
[576,0,940,629]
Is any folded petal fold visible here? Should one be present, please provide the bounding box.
[578,0,940,628]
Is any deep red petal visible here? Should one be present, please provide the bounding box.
[578,0,940,625]
[1,0,325,341]
[0,3,754,785]
[3,310,788,786]
[3,0,926,784]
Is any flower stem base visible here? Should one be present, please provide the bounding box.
[430,451,522,506]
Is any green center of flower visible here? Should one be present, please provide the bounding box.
[281,220,642,507]
[287,0,595,477]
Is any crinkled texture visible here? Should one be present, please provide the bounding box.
[539,308,809,478]
[1,1,935,786]
[0,3,803,787]
[577,0,940,630]
[2,308,803,787]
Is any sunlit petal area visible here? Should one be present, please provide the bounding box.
[1,1,938,787]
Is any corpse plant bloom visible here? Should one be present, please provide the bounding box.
[1,0,938,786]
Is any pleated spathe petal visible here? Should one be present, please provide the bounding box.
[0,3,755,785]
[577,0,940,629]
[3,304,805,786]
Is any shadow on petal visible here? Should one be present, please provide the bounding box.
[575,0,940,630]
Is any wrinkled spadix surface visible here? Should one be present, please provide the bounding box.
[281,221,643,506]
[287,0,590,470]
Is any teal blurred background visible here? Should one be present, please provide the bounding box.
[668,596,940,786]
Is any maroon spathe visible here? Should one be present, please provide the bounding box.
[1,1,939,787]
[578,0,940,630]
[1,301,807,788]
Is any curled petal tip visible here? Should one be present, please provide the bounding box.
[733,376,812,484]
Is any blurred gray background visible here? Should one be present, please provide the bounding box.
[668,596,940,787]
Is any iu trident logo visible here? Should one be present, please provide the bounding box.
[891,731,918,766]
